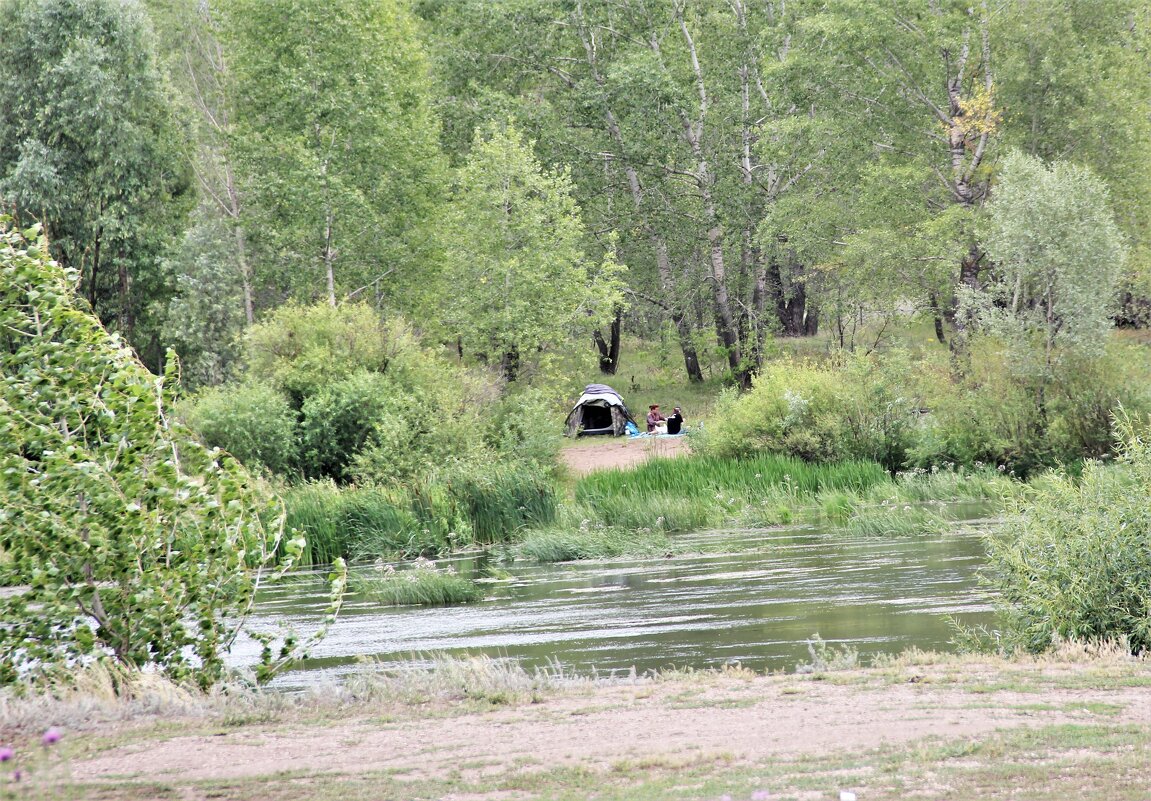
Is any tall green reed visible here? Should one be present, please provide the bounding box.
[280,462,559,565]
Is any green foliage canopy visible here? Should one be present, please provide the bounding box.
[438,123,626,381]
[221,0,446,307]
[0,0,192,360]
[980,150,1126,358]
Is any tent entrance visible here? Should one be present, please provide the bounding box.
[579,401,614,435]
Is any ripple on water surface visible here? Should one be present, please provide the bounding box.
[232,523,996,689]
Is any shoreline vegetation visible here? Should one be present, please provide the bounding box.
[282,454,1014,571]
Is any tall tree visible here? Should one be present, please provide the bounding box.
[995,0,1151,319]
[438,124,626,381]
[221,0,446,309]
[0,0,192,362]
[769,0,1001,344]
[981,151,1126,362]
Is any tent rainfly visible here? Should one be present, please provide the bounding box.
[564,384,637,437]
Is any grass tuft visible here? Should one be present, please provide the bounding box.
[355,558,483,606]
[515,524,673,562]
[835,504,950,537]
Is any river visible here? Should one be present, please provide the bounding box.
[230,518,997,688]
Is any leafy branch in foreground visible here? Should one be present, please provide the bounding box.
[0,223,303,688]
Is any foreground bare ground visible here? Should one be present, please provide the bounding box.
[560,435,690,476]
[58,653,1151,799]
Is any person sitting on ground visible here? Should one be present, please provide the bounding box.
[646,403,666,433]
[666,406,684,435]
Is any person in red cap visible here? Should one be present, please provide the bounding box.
[646,403,666,433]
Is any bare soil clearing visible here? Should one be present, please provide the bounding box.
[70,658,1151,796]
[560,436,690,476]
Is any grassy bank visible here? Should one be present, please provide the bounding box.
[526,455,1013,561]
[278,451,1012,566]
[280,463,557,565]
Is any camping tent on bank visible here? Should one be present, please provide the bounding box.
[564,384,637,437]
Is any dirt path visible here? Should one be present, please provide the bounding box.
[560,435,691,476]
[70,660,1151,793]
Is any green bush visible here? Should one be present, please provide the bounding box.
[350,386,484,486]
[242,302,401,405]
[909,338,1151,475]
[696,357,915,469]
[182,382,298,475]
[299,371,393,482]
[483,386,563,473]
[985,418,1151,654]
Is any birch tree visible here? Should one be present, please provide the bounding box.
[221,0,445,308]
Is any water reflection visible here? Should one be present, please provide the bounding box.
[232,524,995,689]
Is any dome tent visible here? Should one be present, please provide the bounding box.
[563,383,637,437]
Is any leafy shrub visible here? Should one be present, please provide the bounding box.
[242,302,402,405]
[299,371,393,482]
[697,357,915,469]
[0,226,298,688]
[350,386,484,486]
[181,381,298,475]
[985,417,1151,654]
[910,338,1151,475]
[482,386,563,473]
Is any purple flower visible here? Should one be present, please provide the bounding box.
[11,769,21,782]
[41,727,61,746]
[0,747,12,762]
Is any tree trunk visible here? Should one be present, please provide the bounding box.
[804,306,819,336]
[117,254,133,338]
[767,253,810,337]
[672,310,699,382]
[929,292,947,345]
[502,344,520,382]
[323,202,336,307]
[233,221,255,325]
[593,307,622,375]
[573,2,701,383]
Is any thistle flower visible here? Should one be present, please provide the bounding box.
[0,747,12,762]
[41,728,61,746]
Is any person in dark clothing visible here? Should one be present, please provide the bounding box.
[646,404,665,433]
[666,406,684,435]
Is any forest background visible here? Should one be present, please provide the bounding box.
[3,0,1151,572]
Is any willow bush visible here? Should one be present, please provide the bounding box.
[0,225,301,688]
[985,417,1151,654]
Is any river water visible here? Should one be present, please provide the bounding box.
[231,519,997,689]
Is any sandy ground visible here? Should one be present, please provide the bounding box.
[70,661,1151,792]
[560,435,691,476]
